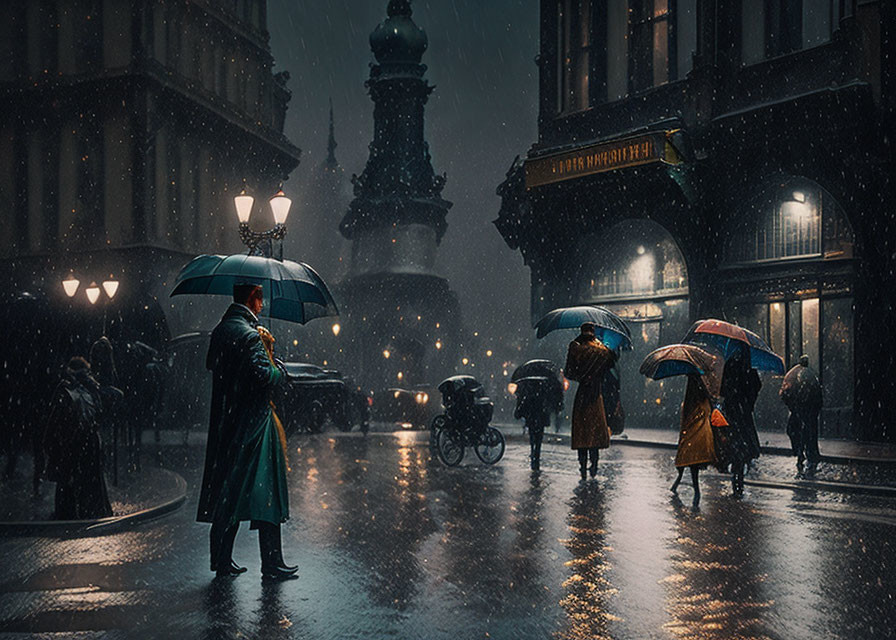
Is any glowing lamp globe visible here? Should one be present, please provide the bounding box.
[62,276,80,297]
[102,278,119,299]
[85,283,101,305]
[234,191,254,224]
[270,189,292,225]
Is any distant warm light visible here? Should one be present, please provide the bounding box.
[383,349,391,359]
[269,189,292,225]
[397,371,403,380]
[435,323,440,329]
[393,391,401,399]
[507,383,518,395]
[102,278,119,299]
[293,339,299,346]
[462,357,469,366]
[85,282,100,304]
[792,191,806,203]
[772,303,781,311]
[563,378,570,391]
[637,245,646,255]
[502,369,508,376]
[655,398,662,405]
[435,340,442,350]
[234,190,254,223]
[62,276,79,297]
[323,360,328,366]
[332,323,341,336]
[486,350,493,357]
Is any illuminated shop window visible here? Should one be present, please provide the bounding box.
[724,179,853,264]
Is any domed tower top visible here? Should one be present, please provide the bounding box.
[370,0,427,64]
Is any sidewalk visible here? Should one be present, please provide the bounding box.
[0,454,187,537]
[610,427,896,465]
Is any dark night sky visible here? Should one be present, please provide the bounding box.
[266,0,539,344]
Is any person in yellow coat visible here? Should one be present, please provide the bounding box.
[670,374,716,506]
[564,323,615,481]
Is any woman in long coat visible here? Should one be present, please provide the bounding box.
[670,374,715,506]
[564,323,615,480]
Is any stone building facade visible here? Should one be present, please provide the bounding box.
[0,0,300,347]
[496,0,895,440]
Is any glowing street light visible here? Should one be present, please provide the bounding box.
[383,349,391,359]
[62,274,80,297]
[85,282,101,305]
[235,185,292,258]
[332,323,341,336]
[102,277,119,299]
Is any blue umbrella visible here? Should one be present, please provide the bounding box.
[535,305,632,350]
[170,254,338,324]
[682,319,785,374]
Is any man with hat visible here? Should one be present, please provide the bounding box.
[564,322,616,481]
[197,282,296,580]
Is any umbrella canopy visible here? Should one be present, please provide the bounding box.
[640,343,724,398]
[534,305,632,350]
[170,254,338,325]
[438,375,481,395]
[511,359,562,383]
[683,319,785,374]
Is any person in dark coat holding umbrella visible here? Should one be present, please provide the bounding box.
[197,283,296,581]
[564,323,615,481]
[720,343,761,497]
[514,376,562,471]
[780,355,823,472]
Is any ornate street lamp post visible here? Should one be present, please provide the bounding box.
[235,187,292,260]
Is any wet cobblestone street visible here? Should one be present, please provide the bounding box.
[0,432,894,639]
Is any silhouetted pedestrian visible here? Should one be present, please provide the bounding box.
[720,344,761,497]
[42,357,116,520]
[781,355,822,472]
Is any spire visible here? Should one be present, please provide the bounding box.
[325,98,338,169]
[388,0,412,17]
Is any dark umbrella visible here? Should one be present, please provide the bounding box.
[169,254,338,324]
[683,319,784,374]
[437,375,482,395]
[511,359,562,383]
[639,343,724,398]
[534,305,632,350]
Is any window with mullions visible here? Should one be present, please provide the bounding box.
[742,0,839,64]
[724,179,854,265]
[629,0,697,94]
[557,0,593,113]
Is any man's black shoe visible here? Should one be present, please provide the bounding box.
[261,565,299,581]
[229,560,248,574]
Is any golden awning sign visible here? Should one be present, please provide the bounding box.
[524,131,680,189]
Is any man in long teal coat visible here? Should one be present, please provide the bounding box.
[197,283,296,580]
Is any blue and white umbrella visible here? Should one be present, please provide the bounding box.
[535,305,632,350]
[170,254,338,325]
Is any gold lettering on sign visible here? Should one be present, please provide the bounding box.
[524,133,671,189]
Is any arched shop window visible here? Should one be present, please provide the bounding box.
[720,178,856,436]
[724,178,854,265]
[581,220,689,301]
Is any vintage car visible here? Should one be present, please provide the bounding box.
[276,363,370,434]
[370,384,439,430]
